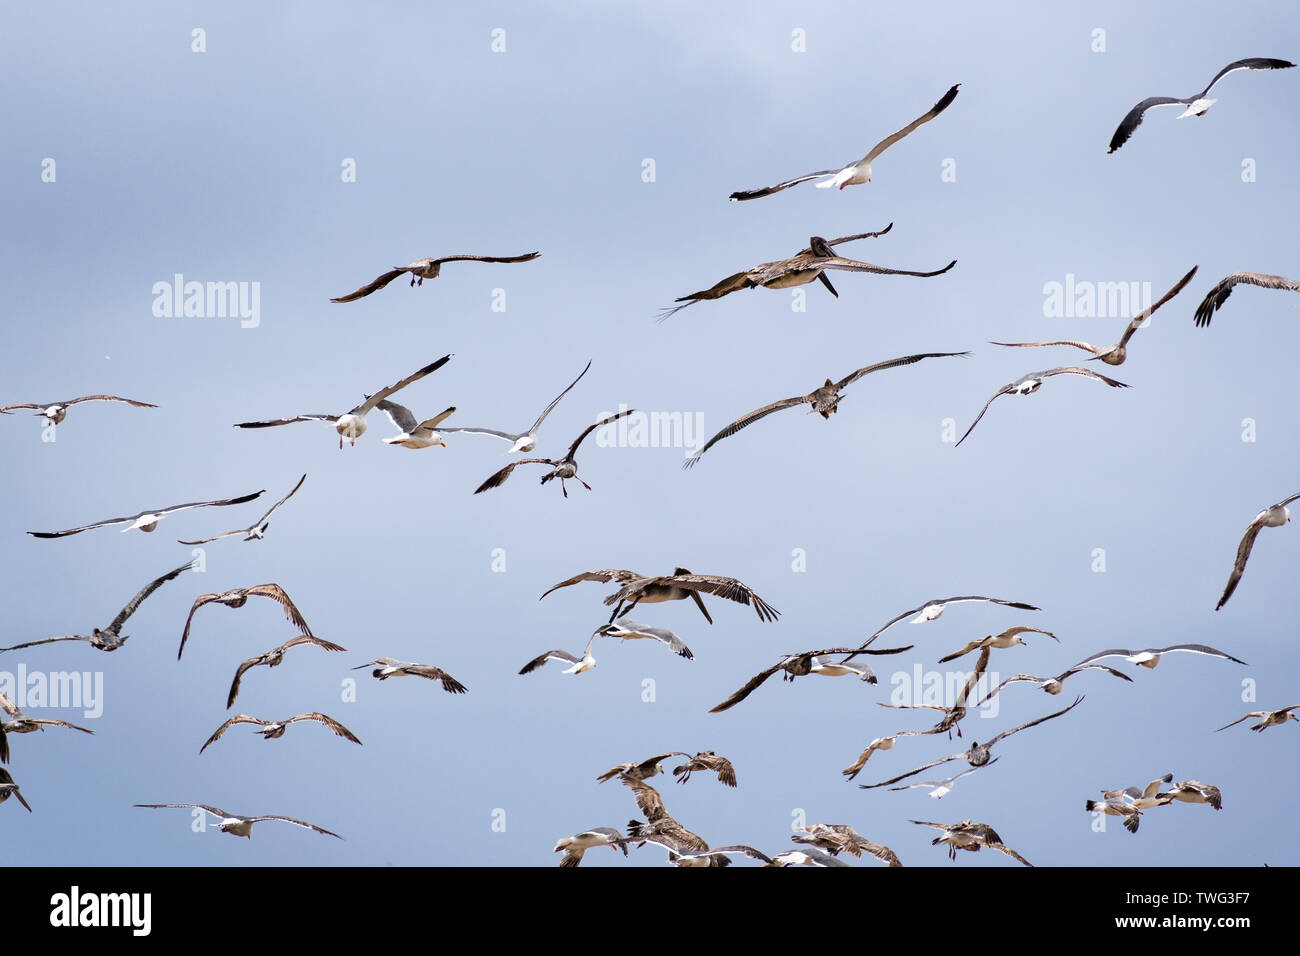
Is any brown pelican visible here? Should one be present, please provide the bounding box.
[989,265,1197,365]
[135,803,342,839]
[975,662,1133,705]
[199,712,361,754]
[0,561,194,654]
[1194,271,1300,326]
[0,691,94,763]
[910,819,1032,865]
[0,394,156,427]
[621,775,710,855]
[685,351,968,467]
[330,252,540,302]
[227,635,347,708]
[1108,58,1295,153]
[670,751,738,788]
[473,408,635,497]
[936,626,1058,664]
[178,583,314,660]
[441,360,591,453]
[378,401,456,449]
[1074,644,1246,670]
[708,644,913,713]
[554,827,629,867]
[791,824,902,865]
[352,657,467,694]
[540,567,779,624]
[1166,780,1222,810]
[28,491,264,538]
[730,84,960,199]
[1214,492,1300,610]
[234,355,452,447]
[0,768,32,812]
[955,367,1130,448]
[1216,705,1299,733]
[178,474,307,545]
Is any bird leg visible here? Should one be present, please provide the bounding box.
[560,478,569,498]
[579,478,592,491]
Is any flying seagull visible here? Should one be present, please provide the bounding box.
[352,657,467,694]
[936,626,1058,664]
[1165,780,1223,810]
[234,355,452,448]
[888,762,997,799]
[440,360,591,453]
[0,691,95,764]
[177,583,313,660]
[910,819,1032,866]
[729,84,960,200]
[621,775,710,855]
[540,567,780,624]
[1074,644,1246,670]
[228,635,347,708]
[135,803,342,839]
[768,847,854,867]
[671,752,738,788]
[955,366,1130,448]
[519,632,601,677]
[848,595,1039,655]
[669,845,775,867]
[521,622,693,677]
[376,401,457,450]
[178,474,307,545]
[708,644,914,713]
[199,712,361,754]
[596,754,680,784]
[1214,492,1300,610]
[1118,773,1176,811]
[1216,705,1299,733]
[330,251,540,302]
[0,561,194,654]
[989,265,1198,365]
[554,827,629,867]
[0,394,156,427]
[841,732,929,781]
[1084,795,1146,834]
[684,351,969,467]
[0,768,32,812]
[1108,58,1296,153]
[472,408,635,497]
[28,490,264,538]
[791,824,902,865]
[975,662,1133,705]
[1194,271,1300,327]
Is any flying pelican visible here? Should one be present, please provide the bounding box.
[228,635,347,708]
[1108,58,1295,153]
[472,408,635,497]
[440,360,591,453]
[178,474,307,545]
[0,691,94,764]
[910,819,1032,866]
[0,768,32,812]
[199,712,361,754]
[540,567,780,624]
[708,644,913,713]
[1194,271,1300,327]
[554,827,629,867]
[989,265,1197,365]
[975,662,1133,705]
[352,658,467,694]
[851,595,1040,652]
[685,351,969,467]
[330,252,540,302]
[936,626,1058,664]
[1214,492,1300,610]
[888,762,997,799]
[1074,644,1246,670]
[841,732,929,781]
[233,355,452,448]
[0,394,156,427]
[1165,780,1222,810]
[729,84,960,200]
[177,583,313,660]
[670,752,738,788]
[1216,705,1299,733]
[596,754,680,784]
[791,824,902,865]
[28,491,264,538]
[0,561,194,654]
[621,776,710,855]
[955,367,1130,448]
[377,401,457,449]
[135,803,342,839]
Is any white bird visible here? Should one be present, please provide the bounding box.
[1084,794,1145,834]
[850,595,1039,653]
[768,847,853,867]
[975,662,1133,705]
[330,252,540,302]
[0,394,156,427]
[708,644,913,713]
[440,360,591,453]
[553,827,629,867]
[1215,492,1300,610]
[135,803,342,839]
[473,408,636,497]
[519,622,694,677]
[956,367,1130,448]
[178,474,307,545]
[1165,780,1223,810]
[352,658,467,694]
[378,400,456,449]
[729,84,960,200]
[669,845,774,867]
[1120,773,1176,811]
[888,762,996,799]
[1108,58,1296,153]
[937,626,1058,664]
[28,491,264,538]
[1216,705,1299,733]
[1074,644,1246,670]
[1194,271,1300,327]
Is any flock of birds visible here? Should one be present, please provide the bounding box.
[3,54,1299,865]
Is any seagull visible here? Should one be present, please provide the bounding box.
[1165,780,1223,810]
[1214,492,1300,610]
[888,762,997,799]
[910,819,1032,865]
[440,360,591,453]
[1194,272,1300,327]
[233,355,452,448]
[1108,58,1296,153]
[768,847,853,867]
[1120,773,1176,810]
[955,367,1130,448]
[1074,644,1246,670]
[1084,795,1145,834]
[0,768,32,812]
[975,662,1133,705]
[228,635,347,708]
[135,803,342,839]
[852,595,1040,652]
[352,657,467,694]
[841,732,929,781]
[377,401,457,449]
[871,646,991,742]
[0,394,156,427]
[177,474,307,545]
[177,583,313,660]
[936,626,1058,664]
[671,752,738,788]
[330,252,540,302]
[989,265,1198,365]
[729,84,960,200]
[669,845,774,867]
[520,622,693,677]
[662,229,957,320]
[198,712,361,754]
[554,827,629,867]
[791,824,902,865]
[0,561,194,654]
[708,644,914,713]
[28,490,265,538]
[596,754,680,784]
[519,633,600,676]
[860,696,1084,789]
[541,567,780,624]
[1216,705,1299,733]
[472,408,635,497]
[0,691,95,764]
[621,776,710,855]
[685,351,969,467]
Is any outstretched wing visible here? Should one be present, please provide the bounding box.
[1107,97,1185,153]
[860,84,961,164]
[528,360,592,434]
[246,584,313,636]
[330,268,408,303]
[663,574,780,621]
[1116,265,1198,348]
[954,382,1016,447]
[985,695,1084,747]
[835,351,970,390]
[65,395,158,409]
[1194,271,1300,327]
[473,458,555,494]
[818,256,957,278]
[709,664,783,713]
[729,169,841,202]
[683,396,809,468]
[1201,57,1296,95]
[286,712,362,744]
[199,714,267,753]
[566,408,636,459]
[353,354,453,416]
[519,649,581,674]
[376,399,418,434]
[539,569,641,601]
[108,561,195,634]
[1216,515,1268,610]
